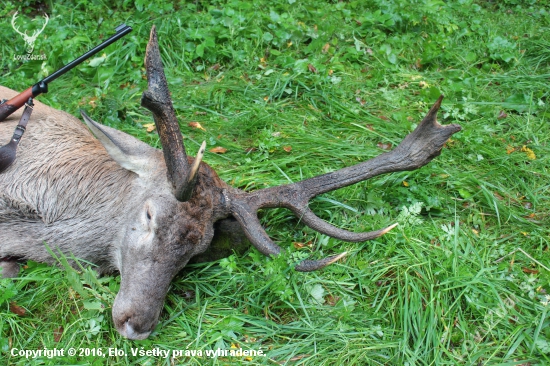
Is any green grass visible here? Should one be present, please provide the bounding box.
[1,0,550,365]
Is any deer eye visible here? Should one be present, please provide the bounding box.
[142,201,157,231]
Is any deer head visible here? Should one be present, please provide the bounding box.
[11,11,49,54]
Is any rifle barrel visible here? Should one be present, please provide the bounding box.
[42,24,132,84]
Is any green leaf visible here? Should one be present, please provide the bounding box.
[270,10,280,23]
[465,52,477,63]
[204,37,215,48]
[88,56,106,68]
[263,32,274,42]
[458,188,472,199]
[420,86,442,101]
[535,339,550,354]
[503,93,530,113]
[196,43,205,58]
[0,281,17,304]
[309,284,325,304]
[83,300,104,311]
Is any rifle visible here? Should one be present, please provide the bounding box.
[0,23,132,122]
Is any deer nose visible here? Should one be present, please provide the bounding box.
[119,320,151,340]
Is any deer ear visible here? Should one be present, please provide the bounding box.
[80,110,159,175]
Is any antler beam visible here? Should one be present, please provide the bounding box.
[141,26,195,201]
[228,96,461,271]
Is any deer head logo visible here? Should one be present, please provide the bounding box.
[11,11,49,54]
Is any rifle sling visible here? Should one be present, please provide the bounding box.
[11,98,34,144]
[0,98,34,171]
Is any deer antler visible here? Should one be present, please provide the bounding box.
[141,26,204,201]
[140,24,461,272]
[11,12,25,37]
[226,96,461,271]
[32,13,49,38]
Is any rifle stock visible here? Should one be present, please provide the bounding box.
[0,87,35,121]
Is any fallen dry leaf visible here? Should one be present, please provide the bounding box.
[365,124,374,131]
[283,146,292,152]
[88,97,98,109]
[9,302,26,316]
[322,43,330,54]
[498,110,508,119]
[326,294,340,306]
[522,267,539,274]
[143,123,156,133]
[377,142,392,150]
[54,326,64,342]
[307,63,318,73]
[188,122,206,131]
[444,138,456,148]
[521,145,536,160]
[209,147,228,154]
[293,241,312,249]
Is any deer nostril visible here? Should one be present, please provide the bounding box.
[122,320,151,341]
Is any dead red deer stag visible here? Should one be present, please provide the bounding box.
[0,26,461,339]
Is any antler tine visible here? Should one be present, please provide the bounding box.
[182,141,207,199]
[141,25,193,202]
[227,96,461,271]
[297,207,398,242]
[295,252,348,272]
[230,199,348,272]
